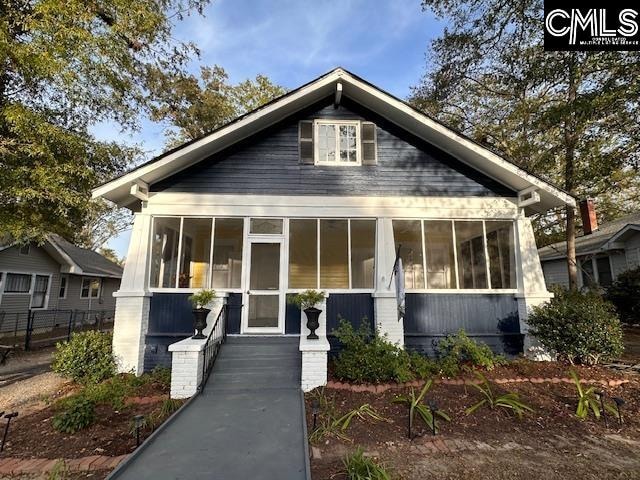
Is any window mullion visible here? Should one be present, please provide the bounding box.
[316,219,320,289]
[482,221,491,289]
[347,219,352,289]
[175,217,184,288]
[451,220,460,289]
[421,220,427,289]
[208,218,216,289]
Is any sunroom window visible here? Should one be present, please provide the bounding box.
[315,121,360,165]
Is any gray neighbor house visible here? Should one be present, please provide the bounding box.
[539,200,640,289]
[0,234,122,337]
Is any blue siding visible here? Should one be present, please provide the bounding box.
[225,293,242,334]
[404,293,523,356]
[285,294,301,334]
[148,293,193,335]
[326,293,375,353]
[151,98,515,198]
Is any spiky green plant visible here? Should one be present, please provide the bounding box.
[309,392,387,443]
[570,370,617,420]
[392,379,450,438]
[465,372,533,418]
[343,448,391,480]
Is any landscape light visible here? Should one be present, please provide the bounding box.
[595,391,608,428]
[134,415,145,447]
[1,412,18,453]
[311,398,320,431]
[613,398,625,426]
[428,400,438,436]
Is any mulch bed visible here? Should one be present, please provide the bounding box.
[309,360,640,479]
[1,378,176,459]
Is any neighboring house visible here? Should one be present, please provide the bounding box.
[93,68,574,392]
[539,201,640,289]
[0,234,123,315]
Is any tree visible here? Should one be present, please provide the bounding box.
[147,66,286,146]
[98,246,124,266]
[0,0,208,244]
[412,0,640,289]
[76,200,133,251]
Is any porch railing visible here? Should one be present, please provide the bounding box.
[197,304,227,392]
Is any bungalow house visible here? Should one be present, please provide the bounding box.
[539,201,640,289]
[93,68,574,394]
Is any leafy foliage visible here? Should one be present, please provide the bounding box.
[436,330,506,377]
[570,371,617,421]
[147,65,286,146]
[606,267,640,324]
[309,389,386,443]
[393,380,450,438]
[343,448,391,480]
[52,396,96,433]
[0,0,208,242]
[149,366,172,391]
[289,290,326,310]
[465,372,533,418]
[527,288,624,365]
[412,0,640,287]
[332,320,414,383]
[188,289,216,308]
[52,331,117,384]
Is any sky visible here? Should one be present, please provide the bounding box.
[97,0,444,258]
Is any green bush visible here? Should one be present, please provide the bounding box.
[527,288,624,365]
[83,374,140,409]
[52,331,116,384]
[52,396,96,433]
[149,366,172,390]
[436,330,506,377]
[606,266,640,324]
[332,319,414,383]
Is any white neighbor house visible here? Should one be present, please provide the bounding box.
[93,68,575,396]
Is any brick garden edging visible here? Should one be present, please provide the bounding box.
[0,454,128,475]
[326,376,629,393]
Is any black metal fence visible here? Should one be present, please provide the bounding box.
[0,309,115,350]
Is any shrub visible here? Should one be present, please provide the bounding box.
[149,366,172,390]
[606,266,640,324]
[289,289,326,310]
[435,330,506,376]
[84,376,133,409]
[527,288,624,365]
[52,331,117,384]
[408,351,440,379]
[343,448,391,480]
[52,396,96,433]
[332,319,414,383]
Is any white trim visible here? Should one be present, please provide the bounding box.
[80,276,102,299]
[314,119,361,166]
[92,69,574,212]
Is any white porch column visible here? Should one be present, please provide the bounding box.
[112,213,152,374]
[373,218,403,346]
[515,211,554,360]
[299,297,330,392]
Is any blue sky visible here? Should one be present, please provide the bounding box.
[98,0,443,258]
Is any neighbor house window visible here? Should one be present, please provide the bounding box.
[179,218,212,288]
[580,258,595,287]
[211,218,244,289]
[19,244,30,255]
[81,277,101,298]
[59,275,68,298]
[393,219,516,290]
[596,257,613,286]
[288,219,376,290]
[4,273,31,293]
[31,275,49,308]
[315,121,360,165]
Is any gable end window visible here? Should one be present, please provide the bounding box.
[298,120,377,165]
[19,244,30,255]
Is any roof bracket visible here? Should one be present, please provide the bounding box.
[334,82,343,108]
[130,180,149,201]
[518,186,540,207]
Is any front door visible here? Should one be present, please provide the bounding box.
[243,239,284,333]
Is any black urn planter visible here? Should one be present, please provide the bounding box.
[304,307,321,340]
[192,307,211,339]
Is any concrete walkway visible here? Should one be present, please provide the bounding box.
[110,336,309,480]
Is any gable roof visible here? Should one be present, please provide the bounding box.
[45,234,123,278]
[93,67,575,212]
[538,212,640,261]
